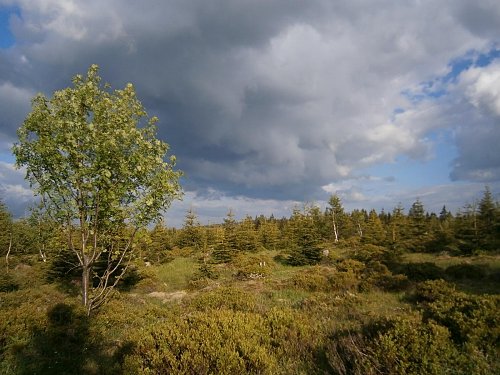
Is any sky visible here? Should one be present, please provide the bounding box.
[0,0,499,227]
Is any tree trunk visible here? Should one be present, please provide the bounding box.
[5,233,12,271]
[82,257,90,312]
[332,212,339,243]
[39,244,47,262]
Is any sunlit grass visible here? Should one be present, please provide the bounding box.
[154,257,198,291]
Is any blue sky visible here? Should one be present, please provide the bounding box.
[0,1,499,226]
[0,7,15,48]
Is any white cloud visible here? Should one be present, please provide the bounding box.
[461,62,500,116]
[0,161,35,216]
[165,189,301,227]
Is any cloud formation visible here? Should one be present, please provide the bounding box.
[0,0,499,220]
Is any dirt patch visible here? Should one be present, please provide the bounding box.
[147,290,187,303]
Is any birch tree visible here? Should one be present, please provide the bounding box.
[328,194,345,243]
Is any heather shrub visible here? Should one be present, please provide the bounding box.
[231,253,275,280]
[288,263,365,292]
[325,329,374,375]
[265,306,322,373]
[352,244,401,265]
[187,262,220,290]
[189,286,258,312]
[370,317,463,375]
[398,262,444,282]
[0,272,19,292]
[421,290,499,349]
[361,261,409,292]
[352,244,387,262]
[333,259,366,291]
[325,314,494,375]
[445,263,487,280]
[288,266,332,292]
[123,310,279,375]
[411,279,457,304]
[410,280,500,373]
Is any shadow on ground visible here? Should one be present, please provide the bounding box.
[14,303,133,375]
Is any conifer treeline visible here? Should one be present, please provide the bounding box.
[1,188,498,266]
[144,187,499,265]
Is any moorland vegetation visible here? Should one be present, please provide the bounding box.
[1,188,499,374]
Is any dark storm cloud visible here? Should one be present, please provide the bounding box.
[0,0,499,216]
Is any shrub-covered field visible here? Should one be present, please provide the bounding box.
[1,188,499,373]
[1,247,499,374]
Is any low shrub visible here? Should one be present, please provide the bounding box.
[326,314,495,375]
[123,310,279,375]
[265,307,322,373]
[422,289,500,349]
[361,262,409,292]
[335,259,366,274]
[352,244,401,265]
[0,272,19,293]
[231,254,275,280]
[411,279,458,304]
[352,244,388,263]
[288,266,332,292]
[189,287,257,312]
[187,263,220,290]
[331,271,362,292]
[324,329,373,375]
[288,263,366,293]
[445,263,487,280]
[195,263,220,280]
[409,280,500,372]
[398,262,444,282]
[370,317,463,375]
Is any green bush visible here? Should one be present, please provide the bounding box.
[361,261,409,292]
[333,259,366,291]
[0,288,110,375]
[288,266,332,292]
[411,279,458,304]
[422,290,499,349]
[410,280,500,372]
[398,262,444,282]
[352,244,401,265]
[370,317,463,375]
[195,263,219,280]
[187,263,220,290]
[326,314,496,375]
[324,329,373,375]
[264,307,322,373]
[189,287,258,312]
[0,272,19,292]
[445,263,487,280]
[287,263,366,293]
[123,310,279,375]
[231,254,274,280]
[352,244,387,263]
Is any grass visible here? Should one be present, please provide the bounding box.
[263,288,312,308]
[154,257,198,291]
